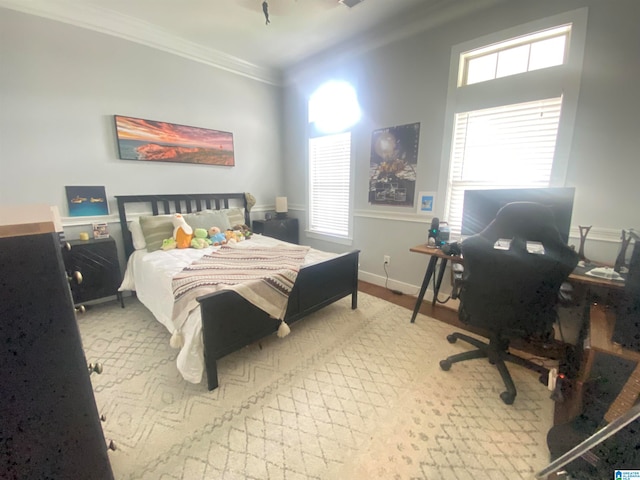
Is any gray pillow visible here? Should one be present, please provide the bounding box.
[184,210,231,232]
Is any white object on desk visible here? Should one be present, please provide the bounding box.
[585,266,625,281]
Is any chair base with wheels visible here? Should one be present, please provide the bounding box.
[439,332,549,405]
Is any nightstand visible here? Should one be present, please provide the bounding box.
[63,237,124,308]
[253,218,299,244]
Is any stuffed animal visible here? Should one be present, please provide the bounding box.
[172,213,193,249]
[161,237,176,251]
[208,226,227,246]
[224,229,238,244]
[191,228,212,249]
[232,224,253,239]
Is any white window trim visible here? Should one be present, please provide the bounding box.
[437,8,588,221]
[459,24,572,87]
[305,79,360,246]
[306,130,355,245]
[305,230,354,246]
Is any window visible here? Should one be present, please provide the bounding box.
[307,81,360,241]
[447,97,563,231]
[308,132,351,237]
[461,25,570,86]
[440,9,588,237]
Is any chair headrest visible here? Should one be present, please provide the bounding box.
[478,201,565,247]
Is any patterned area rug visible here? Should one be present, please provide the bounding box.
[78,293,554,479]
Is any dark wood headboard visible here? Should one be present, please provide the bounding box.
[115,193,250,259]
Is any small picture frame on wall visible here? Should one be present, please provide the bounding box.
[92,222,110,239]
[417,191,436,214]
[65,185,109,217]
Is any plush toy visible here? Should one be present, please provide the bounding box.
[224,229,239,244]
[172,213,193,249]
[161,237,176,251]
[232,224,253,239]
[191,228,212,249]
[208,226,227,246]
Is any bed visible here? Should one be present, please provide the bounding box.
[116,193,360,390]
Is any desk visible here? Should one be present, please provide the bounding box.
[544,304,640,477]
[409,244,463,323]
[568,264,626,290]
[575,304,640,423]
[409,243,625,324]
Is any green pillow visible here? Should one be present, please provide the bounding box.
[223,207,246,227]
[185,210,231,232]
[139,215,174,252]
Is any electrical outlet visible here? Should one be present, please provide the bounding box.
[384,255,390,265]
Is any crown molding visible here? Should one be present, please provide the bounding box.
[0,0,282,86]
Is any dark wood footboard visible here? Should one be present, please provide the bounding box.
[197,250,360,390]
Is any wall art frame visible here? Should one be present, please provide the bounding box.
[114,115,235,166]
[417,191,436,214]
[369,122,420,207]
[65,186,109,217]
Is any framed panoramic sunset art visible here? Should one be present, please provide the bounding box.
[114,115,235,166]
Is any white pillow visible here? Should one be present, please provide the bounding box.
[128,219,147,250]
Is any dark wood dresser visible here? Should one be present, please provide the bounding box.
[0,219,114,479]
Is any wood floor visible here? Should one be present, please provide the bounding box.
[358,279,459,323]
[358,280,570,361]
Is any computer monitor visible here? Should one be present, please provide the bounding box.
[461,187,576,244]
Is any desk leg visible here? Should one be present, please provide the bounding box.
[411,256,438,323]
[433,258,449,306]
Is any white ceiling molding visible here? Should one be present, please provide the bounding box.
[0,0,282,85]
[1,0,504,88]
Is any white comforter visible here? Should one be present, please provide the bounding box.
[119,234,335,383]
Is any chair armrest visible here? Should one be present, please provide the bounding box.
[451,263,464,300]
[558,281,574,306]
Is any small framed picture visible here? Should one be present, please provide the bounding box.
[92,222,110,239]
[417,191,436,214]
[65,185,109,217]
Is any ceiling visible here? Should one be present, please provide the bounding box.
[0,0,499,84]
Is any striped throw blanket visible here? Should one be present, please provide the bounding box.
[171,243,310,335]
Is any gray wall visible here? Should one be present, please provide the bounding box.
[1,2,638,295]
[283,0,640,293]
[0,8,284,263]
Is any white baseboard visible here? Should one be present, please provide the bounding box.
[358,270,425,298]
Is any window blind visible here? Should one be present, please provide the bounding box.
[308,132,351,237]
[445,97,563,236]
[308,132,351,238]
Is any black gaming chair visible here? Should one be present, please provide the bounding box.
[439,201,579,404]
